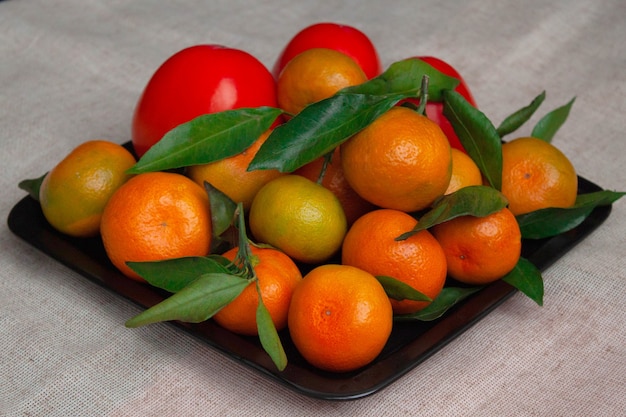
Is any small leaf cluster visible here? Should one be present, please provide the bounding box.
[125,204,288,370]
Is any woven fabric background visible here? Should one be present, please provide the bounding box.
[1,1,625,415]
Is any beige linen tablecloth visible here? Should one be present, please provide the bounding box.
[2,1,625,415]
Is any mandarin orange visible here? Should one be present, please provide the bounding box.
[248,175,347,264]
[341,208,447,314]
[294,148,376,225]
[431,207,521,285]
[277,48,367,116]
[287,264,392,372]
[341,106,452,212]
[39,140,136,237]
[186,129,283,210]
[501,137,577,215]
[444,148,483,195]
[213,245,302,336]
[100,172,212,281]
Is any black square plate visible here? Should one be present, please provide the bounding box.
[7,174,612,400]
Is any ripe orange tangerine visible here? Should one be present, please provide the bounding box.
[341,106,452,212]
[213,245,302,336]
[100,172,212,281]
[501,137,578,215]
[341,209,447,314]
[444,148,483,195]
[287,264,393,373]
[277,48,367,116]
[186,129,283,210]
[431,207,521,285]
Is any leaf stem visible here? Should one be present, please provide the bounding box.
[233,202,258,281]
[415,75,430,116]
[316,150,334,185]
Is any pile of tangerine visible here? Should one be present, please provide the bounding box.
[32,22,579,373]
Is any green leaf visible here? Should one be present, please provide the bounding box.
[205,182,237,236]
[502,257,544,306]
[18,172,47,201]
[376,275,432,302]
[255,281,288,371]
[340,57,460,101]
[396,186,508,240]
[248,93,406,173]
[517,190,625,239]
[205,181,238,253]
[126,256,233,293]
[125,272,250,327]
[128,107,283,174]
[531,97,576,143]
[443,90,503,190]
[496,91,546,138]
[394,286,483,321]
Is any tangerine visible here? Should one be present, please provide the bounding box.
[294,148,376,225]
[276,48,367,116]
[273,22,382,79]
[341,209,447,314]
[444,148,483,195]
[501,137,578,215]
[100,172,212,281]
[287,264,393,373]
[341,106,452,212]
[248,175,347,264]
[186,129,283,210]
[39,140,136,238]
[431,207,521,285]
[213,245,302,336]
